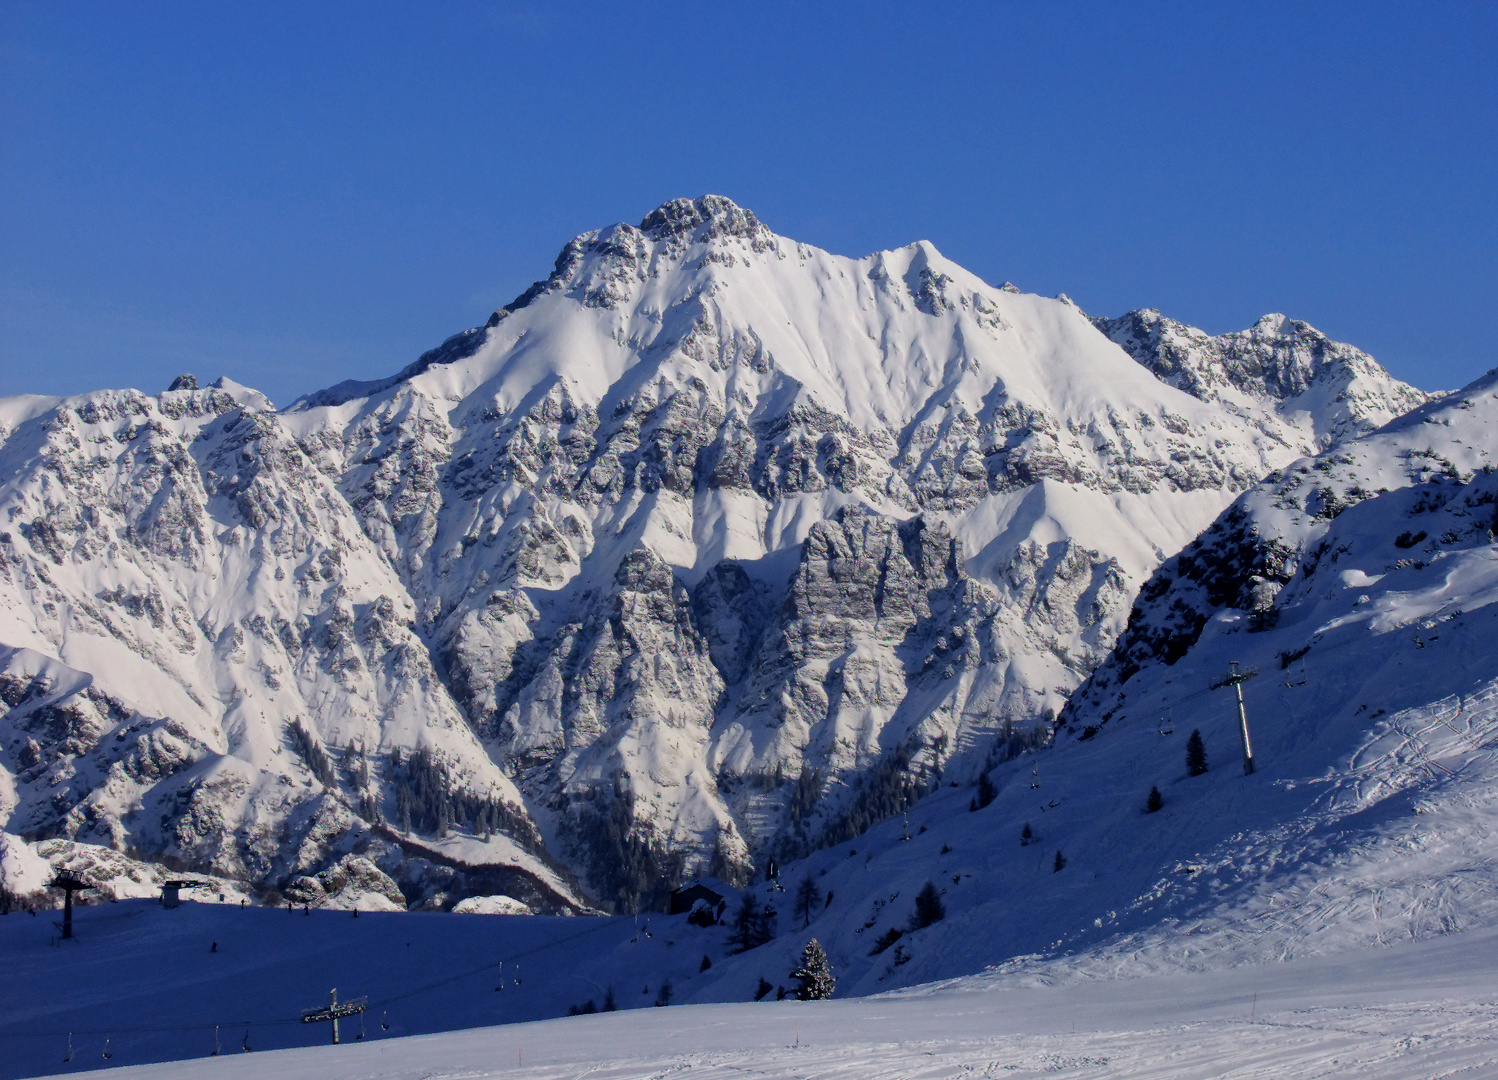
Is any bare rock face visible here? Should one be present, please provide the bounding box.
[0,197,1429,910]
[285,853,407,910]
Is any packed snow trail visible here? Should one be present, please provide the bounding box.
[23,924,1498,1079]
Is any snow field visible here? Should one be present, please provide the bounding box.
[23,923,1498,1079]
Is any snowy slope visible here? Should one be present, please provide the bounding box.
[5,899,1498,1079]
[1022,367,1498,970]
[0,196,1427,909]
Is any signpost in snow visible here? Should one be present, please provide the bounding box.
[300,988,367,1045]
[1219,661,1257,775]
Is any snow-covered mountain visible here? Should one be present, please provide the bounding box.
[1094,307,1428,454]
[6,357,1496,1068]
[0,382,575,913]
[0,196,1427,910]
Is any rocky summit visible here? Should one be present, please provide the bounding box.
[0,196,1426,911]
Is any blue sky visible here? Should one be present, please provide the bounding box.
[2,1,1494,405]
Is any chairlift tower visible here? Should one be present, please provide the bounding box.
[300,988,367,1045]
[49,872,94,940]
[1219,661,1258,775]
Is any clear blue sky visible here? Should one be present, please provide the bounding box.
[2,1,1494,405]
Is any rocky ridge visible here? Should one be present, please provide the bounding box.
[1094,308,1428,454]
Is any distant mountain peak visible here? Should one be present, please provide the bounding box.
[638,194,771,247]
[1251,312,1296,337]
[1094,307,1427,452]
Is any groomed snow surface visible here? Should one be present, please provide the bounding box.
[4,901,1498,1079]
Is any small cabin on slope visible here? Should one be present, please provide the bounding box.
[668,881,725,916]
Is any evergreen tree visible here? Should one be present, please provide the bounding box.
[793,877,822,927]
[287,720,337,787]
[1020,822,1034,846]
[908,880,945,930]
[1053,849,1066,873]
[654,980,673,1007]
[603,986,617,1011]
[754,976,773,1001]
[969,771,997,812]
[814,745,927,850]
[1146,786,1164,813]
[700,954,713,972]
[789,939,836,1000]
[756,902,777,947]
[733,893,764,953]
[1186,730,1209,776]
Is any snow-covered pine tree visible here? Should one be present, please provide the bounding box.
[1186,730,1209,776]
[789,939,836,1000]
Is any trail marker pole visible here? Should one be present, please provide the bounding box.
[300,987,367,1045]
[1220,661,1257,775]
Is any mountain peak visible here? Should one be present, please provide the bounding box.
[1094,307,1427,452]
[638,194,770,245]
[1251,312,1298,338]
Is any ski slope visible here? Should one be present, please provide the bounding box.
[11,916,1498,1078]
